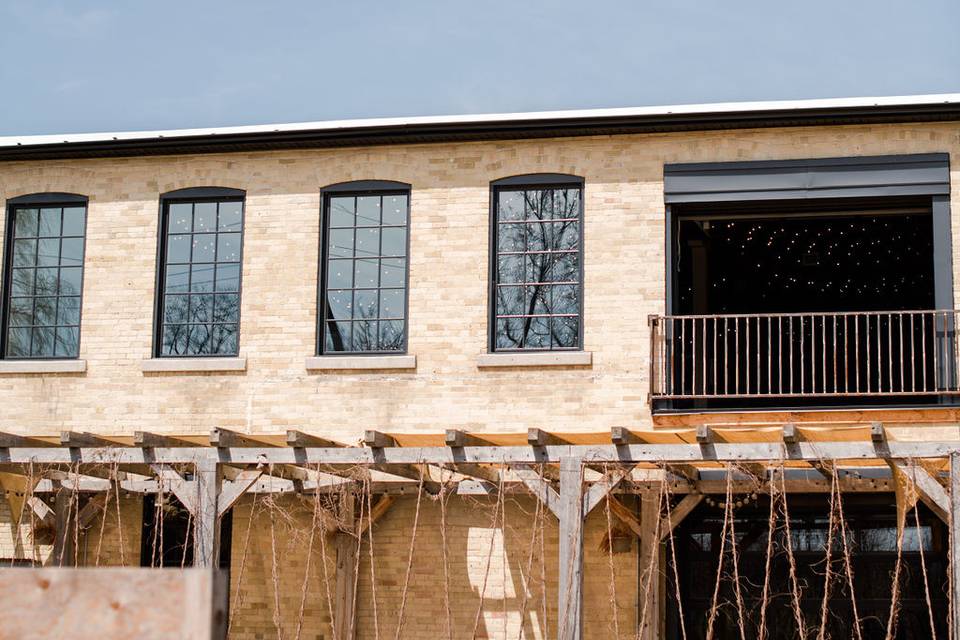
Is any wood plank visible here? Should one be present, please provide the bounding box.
[0,433,53,448]
[528,428,567,447]
[582,465,636,515]
[658,494,704,541]
[209,428,264,448]
[150,465,198,514]
[286,430,344,448]
[638,491,661,640]
[889,460,949,523]
[362,430,395,448]
[445,430,493,448]
[439,462,501,485]
[557,456,584,640]
[26,495,55,526]
[52,484,76,566]
[950,453,960,640]
[60,431,117,448]
[606,495,643,538]
[133,432,198,447]
[510,465,561,517]
[333,492,357,640]
[192,459,220,568]
[217,470,262,518]
[77,494,108,529]
[356,495,396,537]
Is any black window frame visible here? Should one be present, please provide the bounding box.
[488,174,585,353]
[317,180,412,356]
[153,187,246,358]
[1,192,89,360]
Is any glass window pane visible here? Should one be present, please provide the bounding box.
[356,196,381,226]
[524,317,551,349]
[524,190,549,220]
[552,317,579,348]
[168,204,193,233]
[498,224,524,252]
[58,267,82,296]
[14,209,38,237]
[525,254,549,283]
[33,297,56,326]
[552,285,579,315]
[36,268,60,295]
[379,320,404,351]
[36,239,60,267]
[9,298,33,326]
[190,264,214,292]
[550,253,579,283]
[379,289,404,319]
[165,265,190,293]
[354,289,378,320]
[328,229,354,259]
[329,197,355,227]
[496,285,524,316]
[57,296,81,325]
[525,285,550,315]
[555,222,579,251]
[192,234,216,262]
[167,235,191,263]
[216,233,241,262]
[161,324,189,355]
[211,324,238,355]
[13,239,37,267]
[352,320,377,351]
[327,260,353,288]
[11,268,35,296]
[355,228,380,257]
[379,258,405,288]
[495,318,523,349]
[164,295,189,324]
[38,208,61,237]
[193,202,217,232]
[60,238,83,266]
[62,207,86,236]
[7,327,31,357]
[382,195,407,225]
[324,321,351,352]
[189,294,213,323]
[555,189,580,219]
[381,228,406,256]
[31,327,55,356]
[497,255,524,284]
[213,294,240,323]
[354,259,379,288]
[54,327,79,357]
[187,325,211,355]
[218,202,243,232]
[325,290,352,322]
[498,191,524,221]
[215,264,240,292]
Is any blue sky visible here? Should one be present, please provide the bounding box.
[1,0,958,135]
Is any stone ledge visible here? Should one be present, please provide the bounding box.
[476,351,593,368]
[0,359,87,374]
[305,355,416,371]
[140,357,247,373]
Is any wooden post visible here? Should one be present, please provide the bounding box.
[334,492,357,640]
[193,458,220,568]
[639,491,661,640]
[52,482,75,567]
[951,453,960,640]
[558,456,584,640]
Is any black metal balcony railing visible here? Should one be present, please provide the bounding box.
[649,310,960,402]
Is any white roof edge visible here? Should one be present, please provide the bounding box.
[1,93,958,148]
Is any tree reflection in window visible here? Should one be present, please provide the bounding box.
[321,191,408,353]
[5,204,86,357]
[159,199,243,356]
[493,185,582,350]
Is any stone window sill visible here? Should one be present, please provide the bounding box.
[305,355,416,371]
[476,351,593,368]
[0,359,87,374]
[140,357,247,373]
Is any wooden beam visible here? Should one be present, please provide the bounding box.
[26,495,55,527]
[659,494,704,541]
[0,433,52,448]
[950,453,960,640]
[356,495,396,537]
[889,460,949,523]
[193,459,220,568]
[444,429,492,448]
[77,494,108,529]
[286,430,344,448]
[52,483,76,566]
[209,428,263,448]
[639,491,661,640]
[133,432,197,448]
[217,470,263,518]
[439,462,501,485]
[557,456,584,640]
[510,465,560,517]
[606,495,643,538]
[334,492,357,640]
[363,430,395,448]
[60,431,116,448]
[528,428,566,447]
[150,465,198,514]
[583,465,636,515]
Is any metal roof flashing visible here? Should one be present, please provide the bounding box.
[0,93,958,161]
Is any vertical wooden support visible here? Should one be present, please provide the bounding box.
[52,482,75,566]
[334,492,357,640]
[558,456,584,640]
[193,458,221,568]
[951,453,960,640]
[639,491,662,640]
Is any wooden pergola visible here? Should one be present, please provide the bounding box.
[1,423,958,640]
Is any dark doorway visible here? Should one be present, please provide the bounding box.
[140,493,233,569]
[665,494,948,639]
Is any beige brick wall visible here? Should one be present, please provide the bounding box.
[0,123,955,440]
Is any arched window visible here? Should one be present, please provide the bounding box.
[155,187,245,357]
[489,174,584,351]
[2,193,88,358]
[318,180,411,354]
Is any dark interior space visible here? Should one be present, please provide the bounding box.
[659,198,956,411]
[666,495,949,640]
[140,493,232,569]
